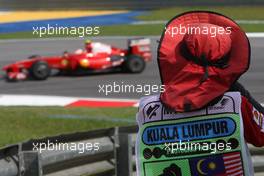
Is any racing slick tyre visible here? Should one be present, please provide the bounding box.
[30,61,50,80]
[123,55,145,73]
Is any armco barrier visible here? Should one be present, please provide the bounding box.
[0,125,263,176]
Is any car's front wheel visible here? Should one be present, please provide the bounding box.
[30,61,50,80]
[123,55,145,73]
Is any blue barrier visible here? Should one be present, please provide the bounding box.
[0,11,144,33]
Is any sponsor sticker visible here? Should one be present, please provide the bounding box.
[142,117,236,145]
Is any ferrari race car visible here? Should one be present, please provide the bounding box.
[2,38,152,81]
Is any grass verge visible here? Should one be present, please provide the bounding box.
[0,106,137,147]
[137,6,264,21]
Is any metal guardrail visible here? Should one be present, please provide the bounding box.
[0,125,263,176]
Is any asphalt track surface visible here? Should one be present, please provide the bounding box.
[0,37,263,102]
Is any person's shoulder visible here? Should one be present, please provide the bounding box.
[223,91,242,104]
[138,94,160,108]
[224,91,241,97]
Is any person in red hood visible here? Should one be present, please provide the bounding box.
[136,11,264,176]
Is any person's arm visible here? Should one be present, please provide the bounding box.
[230,82,264,113]
[241,96,264,147]
[230,82,264,146]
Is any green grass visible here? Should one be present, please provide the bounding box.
[0,31,38,40]
[0,107,137,147]
[0,24,165,39]
[137,6,264,21]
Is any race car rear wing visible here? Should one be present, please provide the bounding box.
[128,38,151,47]
[127,38,152,61]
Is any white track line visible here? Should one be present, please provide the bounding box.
[0,94,262,107]
[246,33,264,37]
[0,94,138,106]
[236,20,264,24]
[0,94,76,106]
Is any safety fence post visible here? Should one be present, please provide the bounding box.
[19,151,42,176]
[115,130,133,176]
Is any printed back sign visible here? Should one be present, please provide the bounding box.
[138,113,245,176]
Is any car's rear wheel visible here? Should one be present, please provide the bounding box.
[123,55,145,73]
[30,61,50,80]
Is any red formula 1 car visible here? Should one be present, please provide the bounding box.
[2,38,152,81]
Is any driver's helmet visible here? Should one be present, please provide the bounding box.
[85,39,93,52]
[85,39,92,44]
